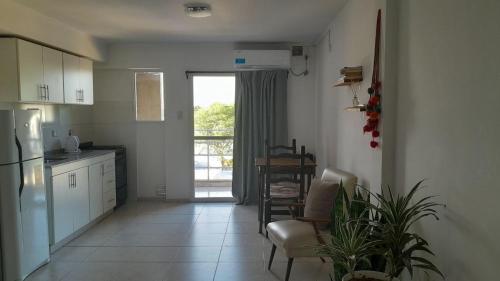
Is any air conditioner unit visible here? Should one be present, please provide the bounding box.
[233,50,291,69]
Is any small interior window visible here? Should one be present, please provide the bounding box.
[135,72,164,121]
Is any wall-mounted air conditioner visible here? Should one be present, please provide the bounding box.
[233,50,291,69]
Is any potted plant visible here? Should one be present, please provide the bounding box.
[319,182,384,281]
[319,215,380,281]
[363,180,444,280]
[322,181,444,281]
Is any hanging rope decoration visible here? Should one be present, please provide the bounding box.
[363,9,382,149]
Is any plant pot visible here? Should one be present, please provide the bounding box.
[342,270,399,281]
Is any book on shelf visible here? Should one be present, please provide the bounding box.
[340,66,363,75]
[337,75,363,82]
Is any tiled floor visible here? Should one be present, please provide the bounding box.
[27,202,332,281]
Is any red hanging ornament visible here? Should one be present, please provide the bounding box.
[363,9,382,149]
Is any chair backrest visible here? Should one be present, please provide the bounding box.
[265,143,304,181]
[265,143,306,199]
[265,138,297,157]
[321,168,357,200]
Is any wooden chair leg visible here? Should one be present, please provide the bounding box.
[264,199,271,229]
[285,258,294,281]
[268,244,277,270]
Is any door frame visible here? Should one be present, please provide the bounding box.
[188,72,236,202]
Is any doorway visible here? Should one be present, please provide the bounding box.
[192,75,235,198]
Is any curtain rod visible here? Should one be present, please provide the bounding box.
[184,70,289,79]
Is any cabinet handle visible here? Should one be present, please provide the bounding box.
[40,85,47,100]
[68,173,71,189]
[46,84,50,101]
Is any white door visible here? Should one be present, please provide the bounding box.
[62,53,80,104]
[52,172,73,244]
[42,47,64,103]
[73,167,90,230]
[79,58,93,105]
[89,163,104,221]
[17,40,44,102]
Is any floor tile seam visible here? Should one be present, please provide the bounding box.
[212,220,230,281]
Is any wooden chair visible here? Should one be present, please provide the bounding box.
[258,139,297,233]
[263,142,306,232]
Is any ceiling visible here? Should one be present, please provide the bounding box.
[16,0,346,43]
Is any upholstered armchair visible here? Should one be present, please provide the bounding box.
[266,168,357,281]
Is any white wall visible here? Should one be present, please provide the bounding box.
[93,43,316,200]
[394,0,500,280]
[315,0,386,193]
[0,0,106,60]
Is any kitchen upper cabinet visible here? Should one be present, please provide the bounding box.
[51,167,90,245]
[17,40,44,102]
[0,38,92,104]
[80,58,94,105]
[3,39,64,103]
[41,47,64,103]
[63,53,94,105]
[89,163,104,221]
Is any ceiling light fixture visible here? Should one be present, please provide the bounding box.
[185,3,212,18]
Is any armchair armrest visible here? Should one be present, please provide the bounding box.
[295,217,331,224]
[295,217,331,245]
[286,202,305,218]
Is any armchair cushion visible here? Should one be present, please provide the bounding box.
[266,220,330,258]
[304,180,339,221]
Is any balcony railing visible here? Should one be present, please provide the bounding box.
[194,129,233,185]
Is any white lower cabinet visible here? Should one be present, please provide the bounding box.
[52,167,89,244]
[89,163,104,221]
[52,172,74,244]
[48,152,115,248]
[89,159,116,219]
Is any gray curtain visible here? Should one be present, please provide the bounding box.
[232,70,288,204]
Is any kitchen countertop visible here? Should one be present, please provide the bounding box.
[44,150,115,168]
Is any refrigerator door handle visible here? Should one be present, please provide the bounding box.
[15,135,25,198]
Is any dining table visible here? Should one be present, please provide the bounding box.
[255,157,317,234]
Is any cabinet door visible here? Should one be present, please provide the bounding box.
[52,173,73,244]
[73,167,90,231]
[42,47,64,103]
[79,58,93,105]
[89,163,104,221]
[63,53,80,104]
[17,40,44,102]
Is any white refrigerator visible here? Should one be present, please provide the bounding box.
[0,109,50,281]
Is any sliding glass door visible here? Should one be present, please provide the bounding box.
[192,75,235,198]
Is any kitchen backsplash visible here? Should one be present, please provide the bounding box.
[0,102,94,151]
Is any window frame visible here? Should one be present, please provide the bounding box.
[134,71,165,122]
